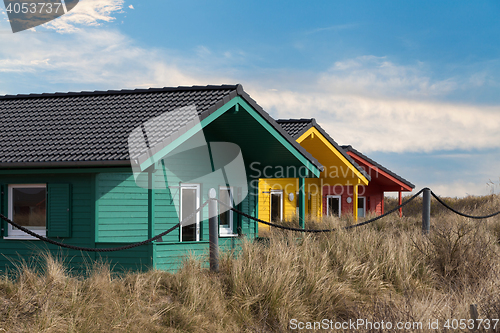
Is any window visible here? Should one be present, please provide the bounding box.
[270,190,283,222]
[358,197,366,218]
[219,187,236,236]
[326,195,341,217]
[180,184,200,242]
[8,184,46,239]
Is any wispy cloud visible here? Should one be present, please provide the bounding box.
[304,23,359,35]
[426,181,494,198]
[1,8,499,159]
[321,56,458,98]
[254,90,500,153]
[245,56,500,154]
[44,0,125,33]
[0,30,223,92]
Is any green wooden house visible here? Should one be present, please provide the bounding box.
[0,84,322,272]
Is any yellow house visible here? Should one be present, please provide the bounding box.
[258,119,370,232]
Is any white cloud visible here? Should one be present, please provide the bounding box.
[1,12,499,159]
[0,26,230,94]
[319,56,458,98]
[128,5,134,9]
[245,56,500,154]
[426,181,492,198]
[44,0,125,33]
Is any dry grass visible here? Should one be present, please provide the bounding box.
[0,195,500,332]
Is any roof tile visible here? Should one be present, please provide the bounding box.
[0,85,238,164]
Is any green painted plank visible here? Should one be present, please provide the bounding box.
[98,212,148,218]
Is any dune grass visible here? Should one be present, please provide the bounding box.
[1,195,500,332]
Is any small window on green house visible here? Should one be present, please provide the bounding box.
[4,183,72,239]
[8,184,46,239]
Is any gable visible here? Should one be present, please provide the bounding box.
[138,96,323,178]
[296,127,369,185]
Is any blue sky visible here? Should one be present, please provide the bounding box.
[1,0,500,197]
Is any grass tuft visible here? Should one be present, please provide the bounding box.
[0,194,499,332]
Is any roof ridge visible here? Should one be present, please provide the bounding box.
[0,84,241,100]
[276,118,314,123]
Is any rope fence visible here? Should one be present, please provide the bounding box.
[217,188,426,233]
[0,200,209,252]
[430,190,500,219]
[0,187,499,254]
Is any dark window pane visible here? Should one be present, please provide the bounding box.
[270,193,281,222]
[181,188,197,241]
[328,197,340,217]
[358,198,365,209]
[13,187,46,228]
[358,198,365,218]
[219,188,231,228]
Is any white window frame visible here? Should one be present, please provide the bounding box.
[326,195,341,217]
[219,186,237,237]
[179,183,200,242]
[358,196,366,218]
[270,190,283,222]
[7,184,46,240]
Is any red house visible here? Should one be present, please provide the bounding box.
[323,145,415,218]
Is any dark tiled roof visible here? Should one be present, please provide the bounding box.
[0,85,322,172]
[277,119,370,181]
[276,119,313,138]
[341,145,415,189]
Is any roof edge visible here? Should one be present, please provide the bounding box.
[233,91,324,174]
[0,160,131,169]
[0,84,240,100]
[277,118,370,181]
[341,145,415,189]
[276,118,315,139]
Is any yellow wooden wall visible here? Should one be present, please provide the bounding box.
[258,178,322,233]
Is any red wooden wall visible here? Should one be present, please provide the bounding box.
[322,185,385,216]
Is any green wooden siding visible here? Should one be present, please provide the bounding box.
[0,95,316,273]
[95,244,151,271]
[0,171,152,273]
[153,185,179,243]
[47,183,72,238]
[96,172,148,242]
[0,173,96,272]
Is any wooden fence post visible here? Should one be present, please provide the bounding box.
[208,188,219,272]
[470,304,479,332]
[422,188,431,234]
